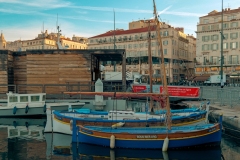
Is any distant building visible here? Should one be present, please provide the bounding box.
[88,19,196,83]
[1,30,88,51]
[195,7,240,83]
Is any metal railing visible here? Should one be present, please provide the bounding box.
[0,83,127,100]
[200,86,240,107]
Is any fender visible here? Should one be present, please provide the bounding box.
[25,105,29,114]
[13,106,17,115]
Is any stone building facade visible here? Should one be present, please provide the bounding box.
[195,7,240,83]
[88,19,196,83]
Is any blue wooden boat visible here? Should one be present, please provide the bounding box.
[53,108,207,134]
[72,114,222,149]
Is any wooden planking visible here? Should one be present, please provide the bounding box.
[14,55,27,87]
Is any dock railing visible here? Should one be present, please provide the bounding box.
[200,86,240,107]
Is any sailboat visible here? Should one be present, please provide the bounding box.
[71,0,222,150]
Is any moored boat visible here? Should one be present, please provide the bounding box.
[53,108,207,135]
[72,114,222,149]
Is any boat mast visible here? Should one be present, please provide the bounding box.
[153,0,171,130]
[147,20,153,111]
[220,0,224,88]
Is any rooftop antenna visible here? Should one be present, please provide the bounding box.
[42,22,44,50]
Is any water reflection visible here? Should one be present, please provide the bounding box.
[73,143,222,160]
[0,118,240,160]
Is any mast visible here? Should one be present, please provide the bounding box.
[113,9,116,71]
[220,0,224,88]
[153,0,171,130]
[147,21,153,111]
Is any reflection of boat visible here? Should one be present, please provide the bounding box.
[0,118,46,127]
[53,108,207,135]
[73,143,222,160]
[8,126,44,140]
[44,133,72,158]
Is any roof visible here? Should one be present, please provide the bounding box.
[201,8,240,18]
[90,26,157,38]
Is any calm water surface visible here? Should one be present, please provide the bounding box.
[0,118,239,160]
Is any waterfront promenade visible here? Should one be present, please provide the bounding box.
[184,100,240,138]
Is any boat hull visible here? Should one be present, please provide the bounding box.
[0,106,45,118]
[52,111,207,135]
[74,124,222,149]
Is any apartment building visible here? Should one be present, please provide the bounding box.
[1,30,87,51]
[88,19,196,83]
[196,7,240,83]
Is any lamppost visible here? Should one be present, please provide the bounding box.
[220,0,224,88]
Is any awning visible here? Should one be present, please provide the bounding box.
[193,76,210,81]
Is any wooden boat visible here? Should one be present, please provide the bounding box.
[72,115,222,149]
[0,92,85,118]
[0,92,47,117]
[53,108,207,135]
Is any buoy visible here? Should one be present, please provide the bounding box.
[25,105,29,114]
[111,122,125,128]
[110,149,115,160]
[110,135,115,149]
[70,120,73,131]
[13,106,17,115]
[162,137,169,152]
[43,104,47,113]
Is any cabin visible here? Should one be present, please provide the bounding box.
[0,49,126,95]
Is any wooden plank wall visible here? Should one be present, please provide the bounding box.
[0,50,8,93]
[26,50,92,94]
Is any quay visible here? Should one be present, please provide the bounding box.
[184,100,240,138]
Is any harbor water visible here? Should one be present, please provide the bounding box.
[0,100,240,160]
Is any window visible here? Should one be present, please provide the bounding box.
[211,43,218,50]
[223,33,228,40]
[202,36,209,42]
[31,96,40,102]
[231,22,238,28]
[42,95,46,101]
[203,19,209,24]
[231,42,238,49]
[228,15,236,21]
[164,49,167,55]
[223,43,228,49]
[230,33,238,39]
[163,31,168,36]
[20,96,28,102]
[128,44,132,49]
[223,23,228,29]
[202,44,209,51]
[211,35,218,41]
[163,40,168,45]
[9,96,18,102]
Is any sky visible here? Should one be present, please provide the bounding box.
[0,0,240,41]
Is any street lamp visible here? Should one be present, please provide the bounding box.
[220,0,224,88]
